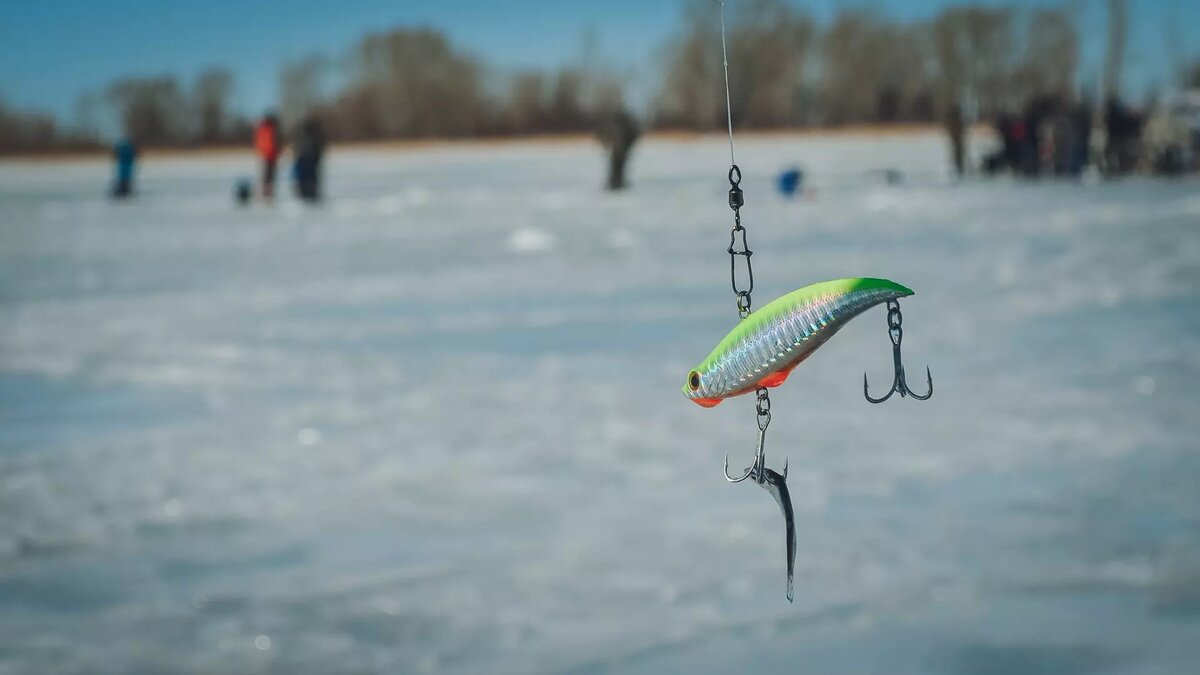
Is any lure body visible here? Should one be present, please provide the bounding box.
[684,278,913,406]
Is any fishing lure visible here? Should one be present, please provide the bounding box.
[683,278,914,408]
[695,1,931,604]
[683,278,923,602]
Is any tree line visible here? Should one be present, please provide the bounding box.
[655,0,1081,129]
[1,67,251,154]
[2,0,1195,154]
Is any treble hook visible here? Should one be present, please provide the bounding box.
[864,299,933,403]
[722,427,787,483]
[723,390,796,602]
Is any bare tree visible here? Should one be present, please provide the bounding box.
[0,98,58,153]
[821,11,933,125]
[653,6,720,129]
[506,71,546,133]
[71,92,102,143]
[1104,0,1128,100]
[547,68,589,131]
[1009,8,1079,104]
[106,76,188,145]
[280,55,326,128]
[344,28,488,138]
[655,0,814,129]
[728,0,814,127]
[193,66,234,143]
[932,7,1015,117]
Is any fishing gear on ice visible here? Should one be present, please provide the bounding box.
[691,0,932,603]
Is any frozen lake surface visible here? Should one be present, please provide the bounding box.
[1,132,1199,674]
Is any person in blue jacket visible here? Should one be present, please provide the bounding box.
[111,138,137,198]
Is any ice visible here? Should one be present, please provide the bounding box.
[1,132,1199,674]
[507,227,557,253]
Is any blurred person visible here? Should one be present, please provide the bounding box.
[254,113,283,199]
[983,115,1016,175]
[944,103,966,177]
[1043,98,1088,178]
[292,116,326,202]
[1070,102,1092,176]
[1006,116,1029,173]
[1144,92,1200,175]
[596,109,640,191]
[1104,97,1144,175]
[1020,102,1045,176]
[110,137,137,198]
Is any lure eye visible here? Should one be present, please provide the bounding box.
[688,370,701,391]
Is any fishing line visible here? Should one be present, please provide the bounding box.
[714,0,736,166]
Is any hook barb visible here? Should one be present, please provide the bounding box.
[909,365,933,400]
[724,451,754,483]
[863,370,896,404]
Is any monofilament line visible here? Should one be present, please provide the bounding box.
[713,0,736,166]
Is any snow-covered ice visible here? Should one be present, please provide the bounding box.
[1,132,1199,674]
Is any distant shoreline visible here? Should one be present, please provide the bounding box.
[0,123,977,163]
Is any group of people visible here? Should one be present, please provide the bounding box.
[110,111,326,203]
[253,113,326,202]
[975,94,1182,179]
[982,96,1092,178]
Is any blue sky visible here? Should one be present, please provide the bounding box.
[1,0,1195,125]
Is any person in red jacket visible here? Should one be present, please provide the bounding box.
[254,113,283,199]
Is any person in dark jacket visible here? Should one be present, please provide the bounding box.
[596,109,640,191]
[293,117,326,202]
[111,138,137,198]
[944,103,966,177]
